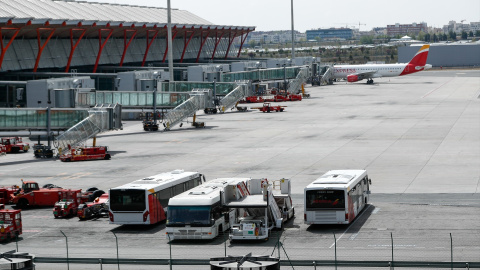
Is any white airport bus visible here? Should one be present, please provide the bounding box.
[304,170,371,225]
[166,178,250,240]
[108,170,204,225]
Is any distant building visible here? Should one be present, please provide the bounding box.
[306,28,353,40]
[441,21,480,34]
[387,22,427,36]
[245,30,304,45]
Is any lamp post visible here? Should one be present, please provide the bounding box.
[291,0,295,60]
[167,0,174,82]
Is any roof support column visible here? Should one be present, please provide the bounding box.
[224,28,237,59]
[237,31,250,58]
[33,28,55,72]
[195,29,210,63]
[65,28,86,72]
[93,28,113,73]
[0,27,20,70]
[180,29,194,63]
[211,28,225,60]
[162,28,177,63]
[119,29,137,67]
[141,29,159,67]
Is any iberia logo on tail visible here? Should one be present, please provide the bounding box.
[400,44,431,75]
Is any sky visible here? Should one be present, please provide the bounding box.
[82,0,480,32]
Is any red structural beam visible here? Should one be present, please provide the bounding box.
[237,31,250,58]
[93,28,113,73]
[162,28,178,63]
[196,29,210,63]
[224,28,238,59]
[65,28,86,72]
[211,28,226,60]
[142,29,159,67]
[180,29,195,63]
[0,27,20,70]
[120,29,137,67]
[33,28,55,72]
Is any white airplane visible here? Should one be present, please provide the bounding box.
[332,44,432,84]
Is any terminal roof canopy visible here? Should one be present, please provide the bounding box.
[0,0,255,38]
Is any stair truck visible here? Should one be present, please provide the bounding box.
[165,178,251,240]
[0,209,22,242]
[227,178,294,241]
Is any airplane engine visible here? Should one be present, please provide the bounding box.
[347,74,360,82]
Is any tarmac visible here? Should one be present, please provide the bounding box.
[0,69,479,269]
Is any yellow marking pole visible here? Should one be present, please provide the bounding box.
[93,137,96,147]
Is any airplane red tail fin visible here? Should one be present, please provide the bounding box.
[408,44,430,66]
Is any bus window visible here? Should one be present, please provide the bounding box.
[305,190,345,209]
[110,189,146,211]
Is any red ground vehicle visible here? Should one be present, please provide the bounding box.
[53,189,84,218]
[254,103,286,113]
[0,185,20,204]
[11,181,78,209]
[77,193,109,220]
[60,146,111,162]
[0,145,6,156]
[0,209,22,242]
[1,137,29,153]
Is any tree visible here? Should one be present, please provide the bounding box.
[417,31,425,41]
[248,40,256,48]
[461,31,468,40]
[469,31,474,37]
[448,30,457,40]
[476,30,480,37]
[443,33,448,41]
[432,33,438,42]
[360,35,374,44]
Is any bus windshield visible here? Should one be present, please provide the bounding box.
[167,206,211,226]
[305,190,345,209]
[110,189,146,211]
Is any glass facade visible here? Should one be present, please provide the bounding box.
[0,108,89,130]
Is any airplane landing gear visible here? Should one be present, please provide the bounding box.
[367,79,374,84]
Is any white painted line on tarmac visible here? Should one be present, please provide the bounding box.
[329,204,372,248]
[372,208,380,214]
[349,233,358,240]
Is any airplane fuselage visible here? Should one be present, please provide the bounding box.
[333,63,421,79]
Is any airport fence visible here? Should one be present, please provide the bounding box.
[4,228,480,269]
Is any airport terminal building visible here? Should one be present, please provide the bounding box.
[0,0,255,73]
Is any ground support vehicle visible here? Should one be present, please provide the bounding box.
[60,146,111,162]
[304,170,371,225]
[287,94,303,101]
[0,186,20,204]
[243,96,265,103]
[143,112,159,131]
[0,209,22,242]
[166,178,250,240]
[0,137,29,153]
[0,145,6,156]
[33,144,54,158]
[53,189,84,218]
[227,178,294,241]
[10,181,84,210]
[109,170,204,225]
[252,103,286,113]
[78,193,109,220]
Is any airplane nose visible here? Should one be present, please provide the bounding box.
[425,64,432,70]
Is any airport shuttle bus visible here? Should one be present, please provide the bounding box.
[108,170,204,225]
[166,178,250,240]
[304,170,371,225]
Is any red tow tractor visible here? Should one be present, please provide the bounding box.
[253,103,286,113]
[1,137,29,153]
[0,145,6,156]
[0,208,22,242]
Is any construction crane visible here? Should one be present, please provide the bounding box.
[357,22,366,31]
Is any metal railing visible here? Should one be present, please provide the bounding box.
[4,230,478,269]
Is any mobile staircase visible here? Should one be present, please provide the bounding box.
[54,104,122,154]
[320,66,334,85]
[163,89,210,131]
[218,83,250,112]
[287,67,309,94]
